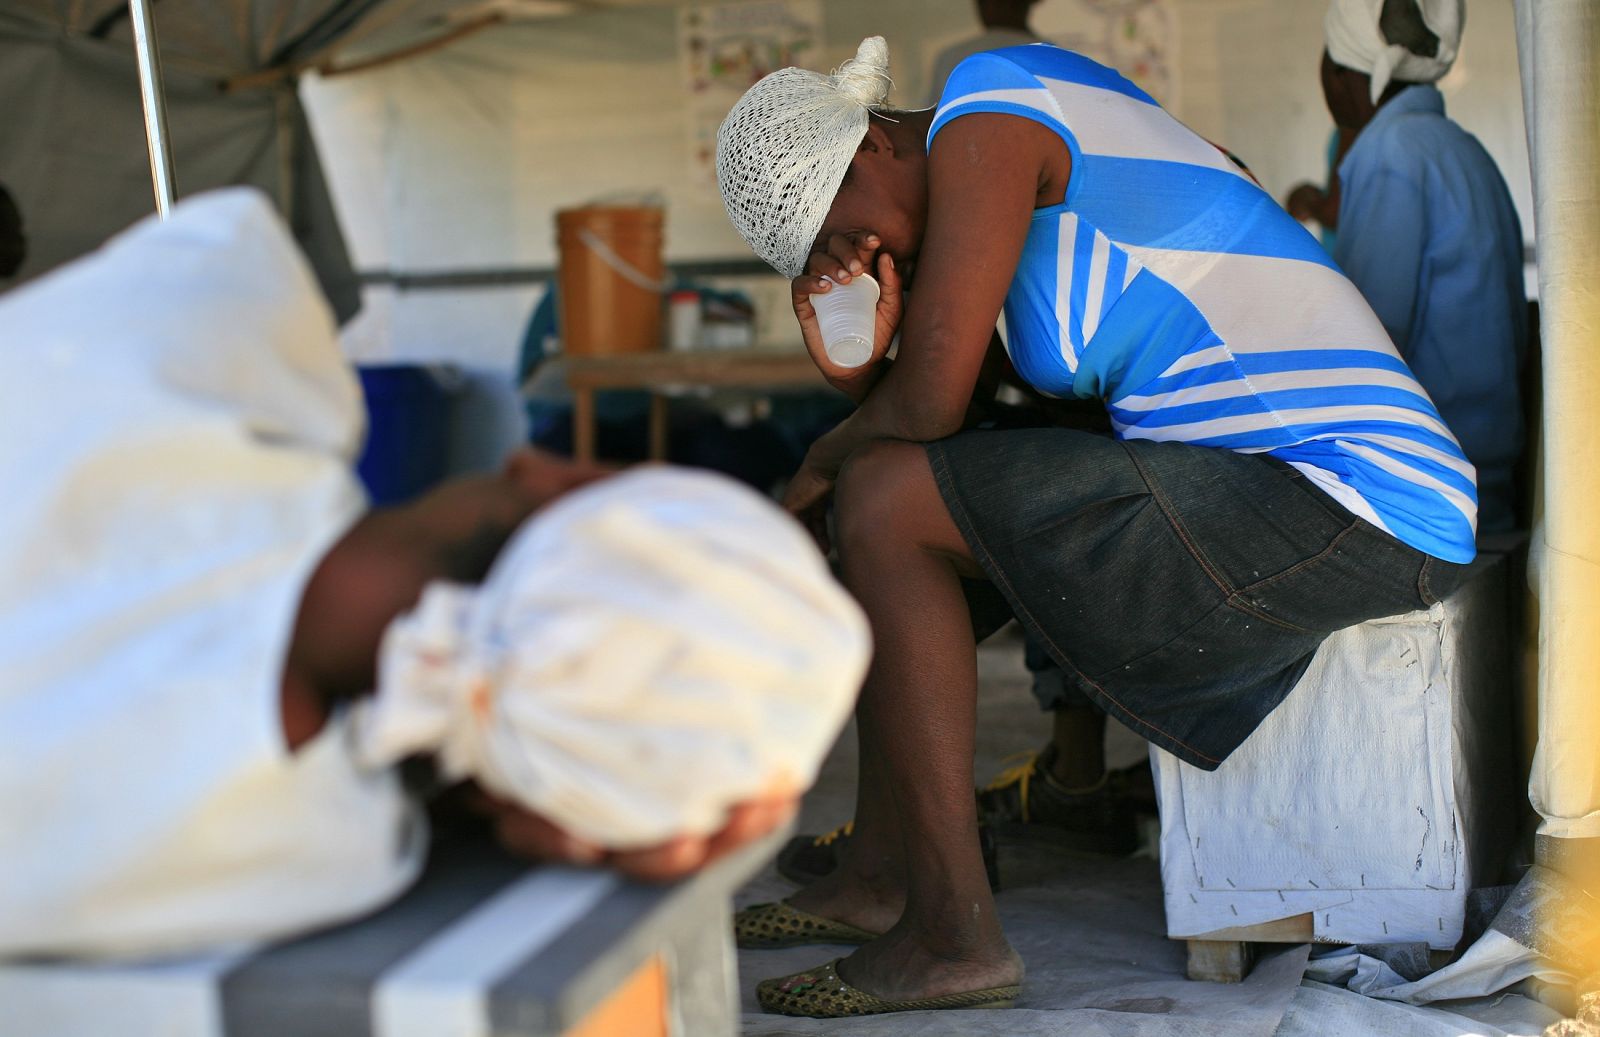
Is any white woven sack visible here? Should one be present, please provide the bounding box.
[357,468,872,849]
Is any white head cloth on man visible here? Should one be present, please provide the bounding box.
[1325,0,1464,105]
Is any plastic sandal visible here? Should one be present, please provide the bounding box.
[977,746,1140,855]
[734,901,878,949]
[775,819,1002,890]
[757,958,1020,1017]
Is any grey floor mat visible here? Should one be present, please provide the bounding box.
[738,853,1310,1036]
[736,633,1311,1037]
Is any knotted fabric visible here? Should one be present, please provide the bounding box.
[357,468,871,848]
[1326,0,1464,104]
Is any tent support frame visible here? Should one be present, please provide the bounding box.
[128,0,176,217]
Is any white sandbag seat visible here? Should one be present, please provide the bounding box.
[1153,550,1521,980]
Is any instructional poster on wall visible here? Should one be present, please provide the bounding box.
[1038,0,1175,109]
[679,0,824,191]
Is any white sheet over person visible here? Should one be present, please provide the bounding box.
[0,190,869,960]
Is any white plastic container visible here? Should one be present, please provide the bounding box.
[809,273,879,368]
[668,289,702,352]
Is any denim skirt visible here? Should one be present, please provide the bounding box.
[928,427,1465,771]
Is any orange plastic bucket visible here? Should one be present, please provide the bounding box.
[556,206,666,356]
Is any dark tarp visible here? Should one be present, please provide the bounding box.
[0,1,473,319]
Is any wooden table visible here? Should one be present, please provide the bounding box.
[564,349,831,463]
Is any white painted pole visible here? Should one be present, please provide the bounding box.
[128,0,176,218]
[1513,0,1600,843]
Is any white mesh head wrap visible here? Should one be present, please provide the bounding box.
[1325,0,1464,105]
[716,36,893,278]
[355,468,871,849]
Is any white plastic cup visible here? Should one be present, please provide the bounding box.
[810,273,879,369]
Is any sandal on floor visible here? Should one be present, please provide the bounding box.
[757,958,1020,1017]
[775,819,1002,890]
[977,745,1141,855]
[774,821,855,886]
[734,901,877,949]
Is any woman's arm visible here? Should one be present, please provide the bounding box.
[787,113,1069,508]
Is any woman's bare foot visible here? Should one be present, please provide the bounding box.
[834,920,1024,1002]
[785,864,907,937]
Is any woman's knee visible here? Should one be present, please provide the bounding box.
[833,440,943,556]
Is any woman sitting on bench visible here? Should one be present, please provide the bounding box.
[715,37,1477,1018]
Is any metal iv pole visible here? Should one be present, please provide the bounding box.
[128,0,177,217]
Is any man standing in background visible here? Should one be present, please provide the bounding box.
[1284,128,1346,254]
[1322,0,1527,533]
[925,0,1047,107]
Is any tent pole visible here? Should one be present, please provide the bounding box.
[1514,0,1600,997]
[128,0,176,218]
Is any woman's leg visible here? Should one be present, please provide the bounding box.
[787,439,1022,999]
[782,690,910,935]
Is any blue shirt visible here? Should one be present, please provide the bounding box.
[933,45,1478,562]
[1335,86,1525,534]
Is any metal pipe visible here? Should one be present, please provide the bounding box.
[1515,0,1600,846]
[128,0,177,218]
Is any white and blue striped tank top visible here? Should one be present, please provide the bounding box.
[931,45,1478,563]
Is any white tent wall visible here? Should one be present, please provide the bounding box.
[300,0,983,470]
[299,0,981,371]
[299,0,1534,471]
[1169,0,1533,260]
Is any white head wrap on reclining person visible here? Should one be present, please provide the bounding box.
[716,36,893,279]
[355,467,872,849]
[1325,0,1464,106]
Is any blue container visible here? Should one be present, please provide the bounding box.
[355,365,453,506]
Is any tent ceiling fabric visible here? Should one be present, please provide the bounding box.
[2,1,367,74]
[0,0,698,76]
[0,0,695,310]
[0,1,367,315]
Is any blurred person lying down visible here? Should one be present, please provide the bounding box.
[0,190,869,960]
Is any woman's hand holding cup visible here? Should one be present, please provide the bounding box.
[790,231,903,392]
